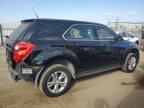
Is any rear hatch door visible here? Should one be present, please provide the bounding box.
[5,21,35,67]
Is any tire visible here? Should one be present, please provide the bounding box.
[39,64,72,97]
[122,53,138,73]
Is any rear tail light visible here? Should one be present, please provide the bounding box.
[13,42,35,62]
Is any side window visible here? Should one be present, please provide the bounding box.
[64,24,94,40]
[96,26,115,40]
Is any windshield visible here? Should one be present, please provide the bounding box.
[124,32,133,37]
[118,32,133,38]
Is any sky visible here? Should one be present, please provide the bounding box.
[0,0,144,24]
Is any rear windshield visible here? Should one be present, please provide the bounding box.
[9,22,33,41]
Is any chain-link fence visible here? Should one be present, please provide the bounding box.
[0,23,19,45]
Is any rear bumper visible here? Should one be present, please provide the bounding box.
[8,65,19,81]
[8,62,43,82]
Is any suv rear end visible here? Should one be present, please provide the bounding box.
[5,19,72,82]
[5,20,36,81]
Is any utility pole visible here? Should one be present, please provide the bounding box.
[0,24,4,46]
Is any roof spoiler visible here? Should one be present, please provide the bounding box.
[21,19,38,23]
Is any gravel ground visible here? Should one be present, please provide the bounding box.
[0,47,144,108]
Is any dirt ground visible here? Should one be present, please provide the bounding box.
[0,47,144,108]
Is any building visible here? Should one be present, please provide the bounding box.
[107,22,144,39]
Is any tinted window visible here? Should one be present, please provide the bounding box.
[36,22,69,40]
[96,26,114,40]
[9,22,33,41]
[64,24,94,40]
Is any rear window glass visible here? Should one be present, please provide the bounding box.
[9,22,33,41]
[35,22,70,40]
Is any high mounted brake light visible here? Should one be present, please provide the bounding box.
[13,42,35,62]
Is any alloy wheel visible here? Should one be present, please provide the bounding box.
[47,71,68,93]
[128,57,136,71]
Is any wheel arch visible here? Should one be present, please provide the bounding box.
[129,48,139,59]
[123,48,139,64]
[34,57,76,88]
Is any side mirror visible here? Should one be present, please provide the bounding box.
[5,35,9,39]
[115,35,123,41]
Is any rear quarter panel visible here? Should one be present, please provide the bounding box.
[31,46,79,67]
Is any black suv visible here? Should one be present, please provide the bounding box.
[5,19,139,97]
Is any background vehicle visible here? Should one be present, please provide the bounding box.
[115,31,140,45]
[5,19,139,97]
[142,32,144,39]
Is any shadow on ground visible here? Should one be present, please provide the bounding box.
[117,63,144,108]
[95,98,110,108]
[116,86,144,108]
